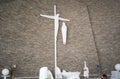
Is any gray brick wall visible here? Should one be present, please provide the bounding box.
[0,0,119,77]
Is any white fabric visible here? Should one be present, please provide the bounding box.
[48,70,54,79]
[62,71,80,79]
[56,66,62,79]
[39,67,54,79]
[39,67,48,79]
[111,71,120,79]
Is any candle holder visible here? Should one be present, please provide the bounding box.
[2,68,10,79]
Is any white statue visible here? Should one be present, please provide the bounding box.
[61,22,67,45]
[83,61,89,79]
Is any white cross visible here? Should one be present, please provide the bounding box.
[40,5,70,79]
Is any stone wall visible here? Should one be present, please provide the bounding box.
[88,0,120,74]
[0,0,120,77]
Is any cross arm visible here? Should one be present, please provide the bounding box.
[59,17,70,21]
[40,14,55,19]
